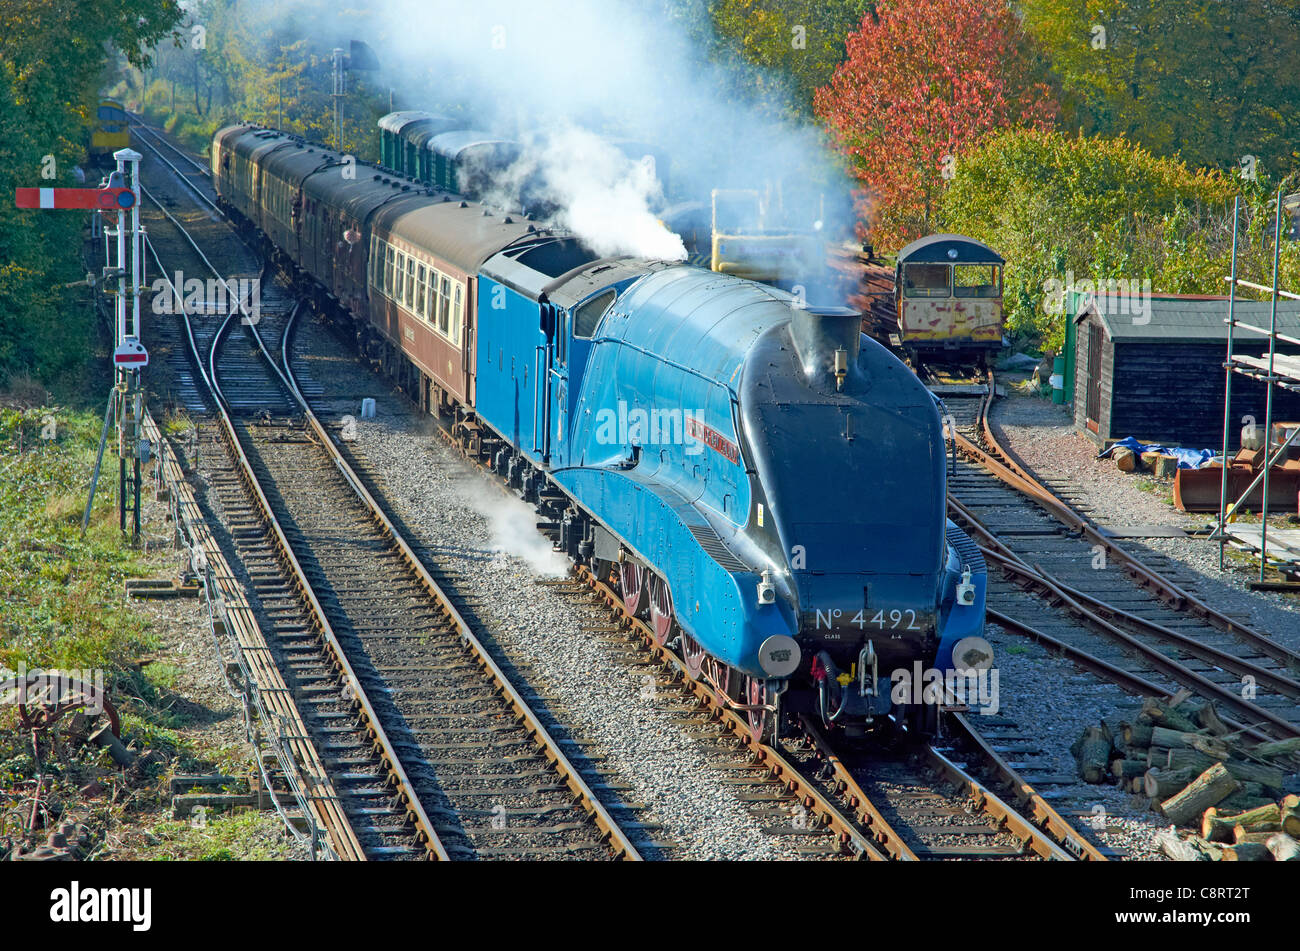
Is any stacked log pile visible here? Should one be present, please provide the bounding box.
[1070,691,1300,861]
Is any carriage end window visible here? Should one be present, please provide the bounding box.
[953,264,1001,299]
[902,264,950,299]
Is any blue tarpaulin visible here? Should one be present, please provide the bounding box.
[1097,437,1217,470]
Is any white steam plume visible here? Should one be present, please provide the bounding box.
[498,125,687,260]
[453,477,570,578]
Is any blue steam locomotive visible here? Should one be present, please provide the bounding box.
[211,123,987,741]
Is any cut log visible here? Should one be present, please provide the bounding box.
[1114,447,1138,472]
[1153,454,1179,480]
[1203,803,1282,842]
[1158,763,1241,827]
[1251,737,1300,760]
[1112,757,1150,779]
[1217,794,1275,814]
[1194,702,1231,737]
[1233,827,1279,844]
[1143,698,1199,733]
[1131,778,1146,794]
[1220,759,1285,792]
[1076,726,1113,784]
[1165,748,1217,772]
[1222,842,1273,861]
[1283,802,1300,838]
[1151,726,1216,750]
[1125,718,1154,749]
[1156,830,1220,861]
[1266,833,1300,861]
[1145,767,1199,799]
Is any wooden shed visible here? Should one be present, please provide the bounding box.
[1068,295,1300,449]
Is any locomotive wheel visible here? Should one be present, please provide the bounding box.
[647,574,674,645]
[745,674,775,744]
[680,631,707,678]
[618,560,645,616]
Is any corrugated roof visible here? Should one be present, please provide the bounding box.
[1080,296,1300,343]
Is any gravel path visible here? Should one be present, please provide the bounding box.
[295,314,804,860]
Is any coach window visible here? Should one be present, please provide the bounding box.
[416,264,427,317]
[453,283,464,345]
[438,276,452,336]
[384,245,394,296]
[406,257,416,309]
[902,264,950,299]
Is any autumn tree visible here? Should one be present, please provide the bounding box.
[1021,0,1300,178]
[0,0,181,388]
[814,0,1057,249]
[939,127,1273,348]
[708,0,877,117]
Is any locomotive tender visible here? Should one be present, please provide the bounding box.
[211,123,988,741]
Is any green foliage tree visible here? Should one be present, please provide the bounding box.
[708,0,876,116]
[938,127,1298,350]
[1021,0,1300,178]
[0,0,182,390]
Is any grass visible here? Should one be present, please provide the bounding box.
[0,406,158,676]
[0,401,289,858]
[145,810,302,861]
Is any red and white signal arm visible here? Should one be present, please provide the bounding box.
[15,187,135,210]
[113,338,148,368]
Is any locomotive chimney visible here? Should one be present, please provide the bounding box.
[789,305,862,390]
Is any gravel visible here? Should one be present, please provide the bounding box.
[988,384,1300,652]
[294,316,804,860]
[971,383,1300,860]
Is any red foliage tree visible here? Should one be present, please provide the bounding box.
[815,0,1058,249]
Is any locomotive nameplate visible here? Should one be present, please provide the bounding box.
[684,416,739,465]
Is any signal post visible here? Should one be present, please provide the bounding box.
[15,147,148,543]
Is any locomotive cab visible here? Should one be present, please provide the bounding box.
[894,234,1005,364]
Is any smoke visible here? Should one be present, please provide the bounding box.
[487,125,687,260]
[454,477,570,578]
[285,0,854,256]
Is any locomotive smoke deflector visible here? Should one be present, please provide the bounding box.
[789,305,862,389]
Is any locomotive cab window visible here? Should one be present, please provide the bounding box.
[574,290,616,339]
[952,264,1001,298]
[902,264,950,299]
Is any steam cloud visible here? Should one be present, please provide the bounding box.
[290,0,854,259]
[454,477,570,578]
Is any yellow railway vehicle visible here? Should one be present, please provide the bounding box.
[89,98,130,163]
[894,233,1004,363]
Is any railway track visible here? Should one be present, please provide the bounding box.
[136,130,643,860]
[539,560,1105,860]
[134,119,1106,861]
[934,373,1300,745]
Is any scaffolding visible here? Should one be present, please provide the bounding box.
[1215,192,1300,580]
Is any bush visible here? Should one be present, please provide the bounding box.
[936,127,1288,351]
